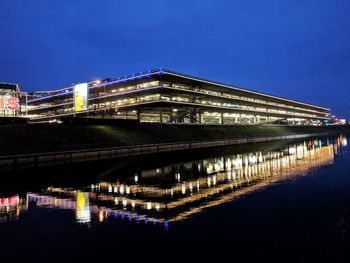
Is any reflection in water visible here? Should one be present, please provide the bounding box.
[0,136,347,230]
[76,192,91,224]
[0,195,26,223]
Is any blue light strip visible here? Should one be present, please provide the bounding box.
[88,85,161,101]
[27,101,73,112]
[28,69,164,104]
[28,85,161,112]
[28,91,74,103]
[89,69,162,90]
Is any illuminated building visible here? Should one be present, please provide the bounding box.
[0,82,27,117]
[26,69,330,125]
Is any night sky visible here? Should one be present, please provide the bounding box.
[1,1,349,118]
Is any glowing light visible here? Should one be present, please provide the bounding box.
[120,185,124,194]
[75,191,91,224]
[147,202,152,210]
[341,137,348,147]
[181,184,186,195]
[99,210,104,222]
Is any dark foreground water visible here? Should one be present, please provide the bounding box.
[0,136,350,263]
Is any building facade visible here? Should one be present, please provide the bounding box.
[26,69,330,125]
[0,82,26,117]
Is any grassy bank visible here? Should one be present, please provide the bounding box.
[0,122,346,155]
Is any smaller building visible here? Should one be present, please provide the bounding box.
[0,82,27,117]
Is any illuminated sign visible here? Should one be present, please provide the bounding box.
[0,96,19,111]
[74,83,88,112]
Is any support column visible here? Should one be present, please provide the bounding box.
[160,108,163,123]
[170,111,173,123]
[198,112,202,124]
[221,113,224,124]
[136,110,140,120]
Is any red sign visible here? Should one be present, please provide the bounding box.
[0,97,19,111]
[0,196,19,206]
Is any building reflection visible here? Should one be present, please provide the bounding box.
[0,136,347,229]
[0,195,26,222]
[76,191,91,224]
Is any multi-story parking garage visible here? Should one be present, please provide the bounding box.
[26,69,330,125]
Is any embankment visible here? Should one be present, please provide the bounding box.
[0,122,345,155]
[0,121,347,156]
[0,121,347,170]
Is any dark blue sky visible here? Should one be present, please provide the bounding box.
[1,1,349,118]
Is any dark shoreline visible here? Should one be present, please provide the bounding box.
[0,121,348,156]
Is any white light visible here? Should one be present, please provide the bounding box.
[147,202,152,210]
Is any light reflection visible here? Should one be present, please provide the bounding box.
[98,210,104,222]
[75,191,91,224]
[1,136,347,230]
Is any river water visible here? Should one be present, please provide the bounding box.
[0,136,349,262]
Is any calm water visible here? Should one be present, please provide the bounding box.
[0,136,350,262]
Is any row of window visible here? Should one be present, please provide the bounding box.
[30,80,326,118]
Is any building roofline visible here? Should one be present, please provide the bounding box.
[31,68,330,111]
[160,69,330,111]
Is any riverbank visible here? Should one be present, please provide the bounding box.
[0,122,347,155]
[1,136,348,263]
